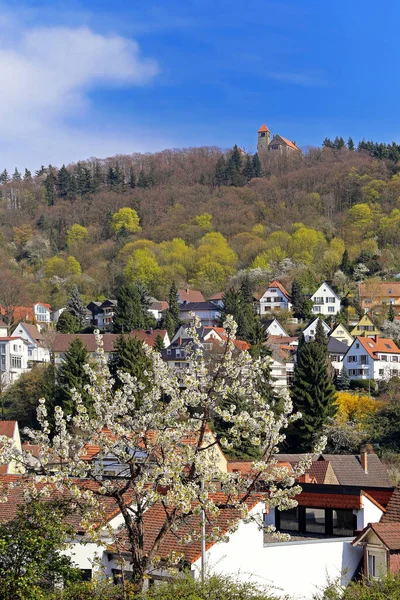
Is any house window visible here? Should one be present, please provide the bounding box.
[11,356,21,369]
[326,297,336,303]
[360,355,368,364]
[381,356,388,362]
[266,298,271,303]
[392,369,398,376]
[347,356,357,363]
[0,344,6,371]
[332,510,354,536]
[367,550,387,579]
[314,297,324,304]
[328,307,335,313]
[279,507,299,532]
[392,356,399,362]
[314,306,321,312]
[356,343,360,349]
[305,508,325,534]
[379,369,384,376]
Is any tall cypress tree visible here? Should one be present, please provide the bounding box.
[153,334,165,353]
[55,339,91,417]
[44,171,57,206]
[92,162,104,192]
[252,152,262,177]
[66,285,87,329]
[24,168,32,180]
[388,303,396,322]
[340,250,351,275]
[289,335,337,451]
[348,137,355,151]
[12,168,21,181]
[314,318,328,352]
[291,279,305,320]
[113,283,146,333]
[168,282,180,322]
[160,310,176,339]
[214,156,227,186]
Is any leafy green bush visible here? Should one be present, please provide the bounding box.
[315,574,400,599]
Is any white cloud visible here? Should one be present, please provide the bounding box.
[0,21,162,168]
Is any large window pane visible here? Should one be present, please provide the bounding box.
[333,509,353,536]
[305,508,325,534]
[279,507,299,532]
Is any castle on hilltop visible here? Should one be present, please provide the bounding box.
[257,124,301,155]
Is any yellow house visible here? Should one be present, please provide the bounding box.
[329,323,354,346]
[350,314,381,337]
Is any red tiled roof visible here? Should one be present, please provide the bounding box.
[258,124,270,133]
[0,421,16,438]
[295,492,362,510]
[307,461,339,485]
[382,487,400,521]
[178,289,205,303]
[267,280,291,300]
[278,136,301,151]
[53,330,168,353]
[208,292,224,300]
[359,282,400,298]
[367,522,400,550]
[111,493,263,564]
[354,336,400,359]
[131,329,168,348]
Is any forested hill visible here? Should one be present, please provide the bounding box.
[2,142,400,308]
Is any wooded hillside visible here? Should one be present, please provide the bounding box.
[2,142,400,307]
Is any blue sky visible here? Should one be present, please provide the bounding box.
[0,0,399,168]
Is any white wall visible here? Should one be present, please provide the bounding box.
[357,495,384,531]
[193,504,362,599]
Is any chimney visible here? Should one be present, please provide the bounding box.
[360,444,374,474]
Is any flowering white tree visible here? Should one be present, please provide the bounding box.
[0,316,323,591]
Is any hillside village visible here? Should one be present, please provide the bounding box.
[3,272,400,597]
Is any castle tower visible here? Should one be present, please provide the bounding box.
[257,124,270,153]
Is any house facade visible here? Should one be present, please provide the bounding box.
[87,300,117,329]
[358,281,400,315]
[11,323,50,364]
[329,323,354,346]
[179,302,220,327]
[263,318,288,337]
[0,337,29,386]
[310,282,341,316]
[350,314,381,337]
[259,280,292,314]
[302,317,330,342]
[344,335,400,381]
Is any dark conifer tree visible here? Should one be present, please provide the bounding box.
[24,168,32,180]
[0,169,10,183]
[57,165,71,198]
[35,166,46,177]
[388,303,396,323]
[12,168,21,181]
[242,155,255,182]
[109,335,153,400]
[340,250,351,276]
[129,167,136,189]
[160,310,176,339]
[336,365,350,390]
[56,311,79,333]
[322,138,334,148]
[137,170,148,189]
[55,339,91,417]
[290,335,337,451]
[167,282,180,324]
[314,318,328,352]
[65,285,87,330]
[291,280,305,320]
[44,171,57,206]
[106,166,116,188]
[113,283,146,333]
[153,334,165,353]
[214,156,227,186]
[252,152,262,177]
[348,137,355,151]
[92,162,104,192]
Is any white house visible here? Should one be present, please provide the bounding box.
[259,280,292,314]
[344,335,400,381]
[179,302,220,327]
[0,337,29,386]
[263,318,288,337]
[148,298,169,322]
[327,337,348,375]
[310,282,341,316]
[302,317,330,342]
[33,302,52,324]
[11,323,50,365]
[0,421,22,474]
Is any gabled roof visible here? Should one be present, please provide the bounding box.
[131,329,169,348]
[276,135,301,151]
[348,336,400,360]
[263,280,291,300]
[330,322,353,338]
[327,337,349,355]
[14,323,45,345]
[303,317,330,333]
[0,421,17,438]
[208,292,224,301]
[178,289,205,304]
[382,487,400,522]
[307,461,339,485]
[311,281,340,300]
[353,522,400,551]
[258,124,270,133]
